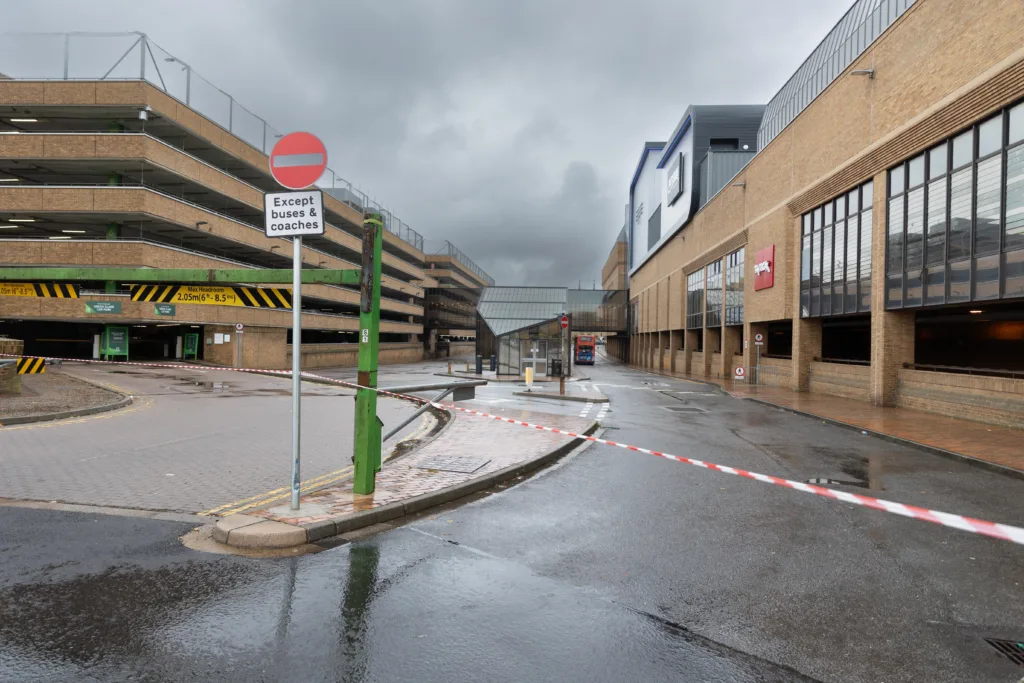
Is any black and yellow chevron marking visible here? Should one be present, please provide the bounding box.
[16,357,45,374]
[130,284,179,303]
[0,282,80,298]
[129,284,292,309]
[34,283,79,298]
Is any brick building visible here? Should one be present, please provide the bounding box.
[0,34,486,370]
[424,241,493,359]
[601,226,628,291]
[618,0,1024,429]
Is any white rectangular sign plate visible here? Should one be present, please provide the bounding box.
[264,190,325,237]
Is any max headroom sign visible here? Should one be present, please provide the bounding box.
[754,245,774,290]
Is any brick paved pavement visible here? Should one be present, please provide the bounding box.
[629,365,1024,474]
[252,406,594,526]
[0,363,418,513]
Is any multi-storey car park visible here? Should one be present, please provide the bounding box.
[0,33,488,369]
[423,240,494,360]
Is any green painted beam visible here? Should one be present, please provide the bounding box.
[0,267,361,286]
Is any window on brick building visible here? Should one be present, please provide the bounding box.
[885,99,1024,310]
[800,180,873,318]
[686,269,704,330]
[725,247,745,325]
[705,261,722,328]
[821,315,871,363]
[765,320,792,358]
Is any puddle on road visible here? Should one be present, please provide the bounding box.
[106,370,183,380]
[189,381,229,392]
[248,388,292,396]
[168,380,233,394]
[167,382,339,398]
[735,438,894,491]
[810,449,885,490]
[838,458,868,482]
[732,412,777,428]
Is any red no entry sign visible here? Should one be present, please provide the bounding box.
[560,315,569,329]
[270,132,328,190]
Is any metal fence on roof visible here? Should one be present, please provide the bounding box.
[479,287,566,303]
[0,31,424,252]
[758,0,917,150]
[433,241,494,286]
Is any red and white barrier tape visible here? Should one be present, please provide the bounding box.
[4,353,1023,547]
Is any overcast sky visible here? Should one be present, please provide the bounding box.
[6,0,852,287]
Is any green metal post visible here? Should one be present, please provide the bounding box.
[353,211,383,495]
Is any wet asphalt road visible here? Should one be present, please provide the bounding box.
[1,355,1023,682]
[0,508,812,683]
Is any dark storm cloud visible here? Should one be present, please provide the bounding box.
[6,0,853,285]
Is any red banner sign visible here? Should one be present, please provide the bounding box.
[754,245,775,290]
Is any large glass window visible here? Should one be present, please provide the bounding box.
[821,216,833,316]
[905,188,925,271]
[859,202,873,310]
[975,155,1002,255]
[886,194,904,308]
[905,187,924,307]
[948,168,973,261]
[801,180,873,318]
[832,218,846,313]
[886,100,1024,308]
[705,261,722,328]
[1010,102,1024,145]
[952,130,972,169]
[978,115,1002,158]
[929,143,948,180]
[811,208,822,316]
[845,210,858,312]
[801,216,812,317]
[926,177,947,266]
[925,176,947,306]
[686,269,704,330]
[908,154,925,188]
[1007,144,1024,251]
[725,247,745,326]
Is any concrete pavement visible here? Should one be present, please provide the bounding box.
[214,402,597,547]
[0,363,422,513]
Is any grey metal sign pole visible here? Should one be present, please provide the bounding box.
[266,127,328,512]
[264,189,324,512]
[755,342,761,387]
[291,235,302,510]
